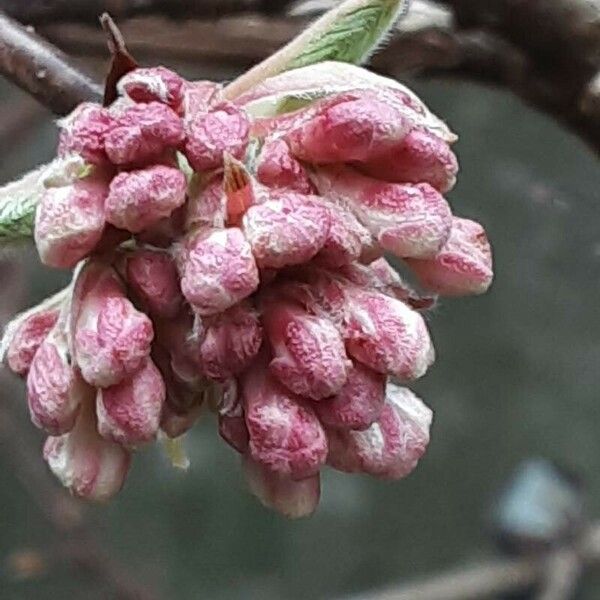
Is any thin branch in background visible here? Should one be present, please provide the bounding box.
[0,11,102,115]
[342,523,600,600]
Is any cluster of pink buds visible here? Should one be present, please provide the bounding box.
[2,61,493,516]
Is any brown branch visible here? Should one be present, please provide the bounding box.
[0,0,290,25]
[0,11,102,115]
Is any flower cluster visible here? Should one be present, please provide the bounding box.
[1,62,493,517]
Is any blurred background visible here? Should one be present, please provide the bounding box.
[1,2,600,599]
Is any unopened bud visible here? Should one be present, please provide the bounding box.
[262,297,350,400]
[122,248,183,318]
[314,361,385,430]
[35,177,107,268]
[243,456,320,519]
[96,358,165,446]
[358,128,458,193]
[242,358,327,479]
[27,323,87,435]
[327,384,432,479]
[72,262,154,388]
[406,216,493,296]
[344,287,434,380]
[3,300,61,376]
[312,165,452,259]
[197,301,263,380]
[43,398,131,501]
[104,102,184,166]
[256,138,315,194]
[242,192,330,269]
[287,92,411,164]
[57,103,114,165]
[179,227,259,316]
[105,165,187,233]
[184,102,250,172]
[117,66,186,108]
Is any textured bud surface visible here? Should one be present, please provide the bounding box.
[118,66,186,108]
[35,178,107,268]
[180,227,259,315]
[73,263,154,388]
[242,193,330,269]
[197,302,263,380]
[104,102,184,166]
[26,325,86,435]
[43,399,131,501]
[314,361,385,430]
[97,358,165,446]
[406,216,494,296]
[256,138,315,194]
[327,384,432,479]
[58,103,114,165]
[242,360,327,479]
[105,165,187,233]
[313,165,452,259]
[5,308,59,376]
[344,288,434,380]
[358,128,459,193]
[124,249,183,318]
[184,102,250,172]
[263,298,350,400]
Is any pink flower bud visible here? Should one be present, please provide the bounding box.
[122,248,183,318]
[184,102,250,172]
[218,380,249,453]
[344,288,434,380]
[96,358,165,446]
[57,102,114,165]
[104,102,184,166]
[26,324,87,435]
[35,177,107,268]
[197,301,263,380]
[117,66,186,108]
[179,227,259,316]
[105,165,187,233]
[242,192,330,269]
[327,384,432,479]
[406,217,494,296]
[358,128,459,193]
[242,358,327,479]
[256,138,316,194]
[314,361,385,430]
[262,297,350,400]
[312,165,452,259]
[179,81,222,125]
[287,92,411,164]
[43,399,131,501]
[185,174,225,230]
[340,259,437,311]
[243,456,320,519]
[3,305,60,376]
[315,202,371,268]
[72,262,154,388]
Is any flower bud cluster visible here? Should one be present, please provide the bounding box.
[3,63,493,516]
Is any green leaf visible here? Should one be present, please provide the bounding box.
[287,0,411,70]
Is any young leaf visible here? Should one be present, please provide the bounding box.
[223,0,411,100]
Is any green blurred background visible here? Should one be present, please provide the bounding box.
[1,58,600,599]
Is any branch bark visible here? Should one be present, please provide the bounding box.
[0,0,290,25]
[0,11,102,115]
